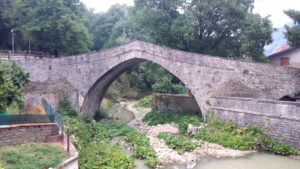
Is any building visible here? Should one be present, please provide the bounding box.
[268,44,300,68]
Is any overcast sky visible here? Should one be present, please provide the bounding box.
[81,0,300,28]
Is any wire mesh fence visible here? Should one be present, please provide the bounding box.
[42,99,64,134]
[0,114,53,126]
[0,99,64,134]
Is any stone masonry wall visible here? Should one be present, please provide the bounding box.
[152,93,200,112]
[206,97,300,149]
[154,94,300,149]
[0,123,59,146]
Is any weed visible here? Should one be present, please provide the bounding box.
[158,133,198,154]
[134,95,153,108]
[142,110,202,133]
[243,69,249,74]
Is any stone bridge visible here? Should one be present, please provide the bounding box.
[8,41,300,149]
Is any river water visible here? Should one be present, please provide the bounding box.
[164,154,300,169]
[106,102,300,169]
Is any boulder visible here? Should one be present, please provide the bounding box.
[187,123,205,135]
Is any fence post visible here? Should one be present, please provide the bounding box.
[67,128,70,153]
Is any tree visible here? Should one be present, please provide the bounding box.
[0,0,93,56]
[284,10,300,47]
[133,0,273,62]
[89,4,135,51]
[0,60,29,113]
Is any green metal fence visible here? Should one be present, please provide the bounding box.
[42,98,64,134]
[0,114,53,125]
[0,99,64,134]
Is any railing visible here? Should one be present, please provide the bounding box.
[42,99,64,134]
[0,50,53,59]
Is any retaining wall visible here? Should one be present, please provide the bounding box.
[206,97,300,149]
[152,93,200,112]
[0,123,59,146]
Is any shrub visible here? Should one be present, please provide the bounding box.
[133,95,153,108]
[93,109,105,122]
[57,96,77,117]
[63,117,160,168]
[158,133,198,154]
[142,110,202,133]
[193,118,297,155]
[79,142,134,169]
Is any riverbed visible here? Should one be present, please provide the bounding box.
[106,101,300,169]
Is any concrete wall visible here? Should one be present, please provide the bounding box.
[0,123,59,146]
[152,93,200,112]
[205,97,300,149]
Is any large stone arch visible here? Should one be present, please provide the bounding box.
[80,57,193,117]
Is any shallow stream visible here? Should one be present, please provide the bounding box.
[164,153,300,169]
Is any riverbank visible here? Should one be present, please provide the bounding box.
[124,101,255,168]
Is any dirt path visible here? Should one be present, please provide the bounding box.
[124,101,255,168]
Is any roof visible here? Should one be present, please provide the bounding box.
[268,44,296,59]
[273,44,291,54]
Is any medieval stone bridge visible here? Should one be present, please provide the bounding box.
[8,41,300,149]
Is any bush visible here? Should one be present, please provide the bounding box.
[133,95,153,108]
[193,118,297,155]
[57,96,77,117]
[93,109,105,122]
[79,142,134,169]
[142,110,202,133]
[63,117,160,168]
[158,133,198,154]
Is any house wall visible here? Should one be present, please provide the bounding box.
[270,48,300,68]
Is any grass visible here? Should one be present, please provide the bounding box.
[142,110,202,133]
[133,95,153,108]
[0,143,66,169]
[158,133,198,154]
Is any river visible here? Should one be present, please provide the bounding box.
[105,101,300,169]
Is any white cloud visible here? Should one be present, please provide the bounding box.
[81,0,300,28]
[254,0,300,28]
[81,0,134,12]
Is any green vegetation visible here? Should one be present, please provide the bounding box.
[80,142,134,169]
[284,10,300,47]
[158,133,198,154]
[243,69,249,74]
[57,95,77,117]
[193,114,297,156]
[0,143,66,169]
[142,110,201,133]
[64,117,159,168]
[142,109,297,156]
[134,95,153,108]
[0,60,29,114]
[59,98,159,168]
